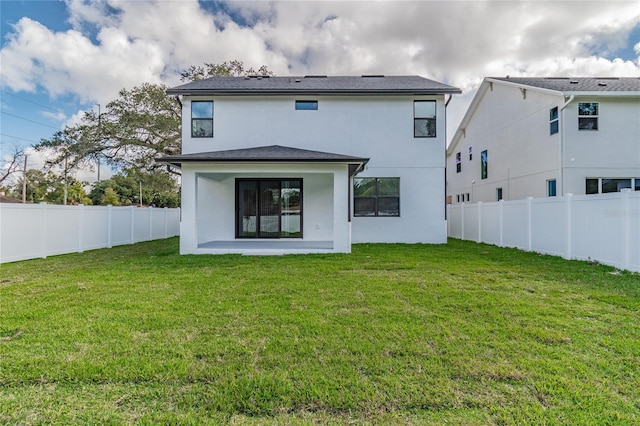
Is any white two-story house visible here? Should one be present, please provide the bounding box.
[158,75,460,255]
[446,77,640,203]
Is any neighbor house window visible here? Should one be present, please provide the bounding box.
[191,101,213,137]
[295,100,318,110]
[456,152,462,173]
[354,177,400,217]
[414,101,436,137]
[550,106,559,135]
[469,146,473,161]
[481,150,488,179]
[547,179,557,197]
[585,178,637,194]
[496,188,503,201]
[578,102,599,130]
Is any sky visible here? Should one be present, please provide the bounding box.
[1,0,640,183]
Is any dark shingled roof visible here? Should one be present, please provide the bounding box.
[489,77,640,92]
[157,145,369,168]
[167,75,461,96]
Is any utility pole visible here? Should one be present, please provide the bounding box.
[96,103,101,182]
[22,155,27,203]
[63,156,68,205]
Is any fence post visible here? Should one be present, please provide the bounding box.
[565,193,573,260]
[499,199,504,246]
[149,206,153,241]
[130,206,135,244]
[461,203,465,240]
[622,189,632,270]
[107,205,113,248]
[164,207,168,238]
[40,202,47,259]
[78,204,84,253]
[527,197,533,251]
[477,201,483,243]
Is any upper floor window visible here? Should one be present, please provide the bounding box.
[414,101,436,138]
[456,152,462,173]
[547,179,557,197]
[481,150,488,179]
[191,101,213,137]
[468,146,473,161]
[549,107,559,135]
[578,102,598,130]
[354,177,400,217]
[295,100,318,110]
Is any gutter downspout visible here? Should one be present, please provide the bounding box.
[559,95,575,196]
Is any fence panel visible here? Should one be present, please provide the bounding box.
[0,203,180,264]
[447,191,640,272]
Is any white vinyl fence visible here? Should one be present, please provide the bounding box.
[447,190,640,273]
[0,203,180,264]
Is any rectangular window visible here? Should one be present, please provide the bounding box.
[469,146,473,161]
[354,177,400,217]
[481,150,488,179]
[456,152,462,173]
[191,101,213,137]
[295,100,318,110]
[466,193,470,202]
[602,178,631,193]
[578,102,599,130]
[547,179,557,197]
[635,178,640,191]
[586,178,599,194]
[550,106,559,135]
[456,194,460,203]
[496,188,503,201]
[414,100,436,137]
[236,179,302,238]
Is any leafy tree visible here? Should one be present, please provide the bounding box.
[36,83,181,174]
[89,168,179,208]
[36,61,274,176]
[10,169,91,205]
[179,59,274,82]
[100,187,120,206]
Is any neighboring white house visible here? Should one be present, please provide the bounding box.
[446,77,640,204]
[158,75,460,255]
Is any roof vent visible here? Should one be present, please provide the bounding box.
[570,80,579,84]
[598,82,607,87]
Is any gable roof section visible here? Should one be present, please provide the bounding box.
[488,77,640,94]
[448,76,640,154]
[157,145,369,171]
[167,75,461,96]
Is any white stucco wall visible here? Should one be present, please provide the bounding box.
[447,82,640,203]
[181,94,449,244]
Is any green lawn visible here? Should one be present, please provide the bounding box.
[1,238,639,425]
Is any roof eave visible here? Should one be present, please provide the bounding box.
[166,88,462,96]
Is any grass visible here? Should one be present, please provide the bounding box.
[1,238,639,425]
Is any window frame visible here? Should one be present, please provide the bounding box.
[353,177,400,217]
[456,152,462,173]
[414,100,436,138]
[578,102,599,131]
[480,150,488,180]
[547,179,557,197]
[549,106,559,135]
[191,101,214,138]
[235,178,303,239]
[295,100,318,110]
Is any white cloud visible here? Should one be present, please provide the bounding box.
[1,0,639,137]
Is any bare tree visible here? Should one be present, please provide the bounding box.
[0,147,25,186]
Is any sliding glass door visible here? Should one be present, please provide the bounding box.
[236,179,302,238]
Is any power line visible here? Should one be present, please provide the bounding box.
[0,110,60,130]
[0,133,41,144]
[0,90,62,113]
